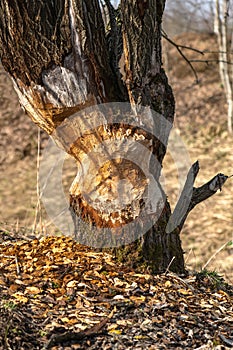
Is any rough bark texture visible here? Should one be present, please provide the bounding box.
[0,0,184,273]
[0,0,125,133]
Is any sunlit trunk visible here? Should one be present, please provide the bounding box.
[3,0,228,274]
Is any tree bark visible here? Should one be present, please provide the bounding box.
[0,0,228,274]
[215,0,233,133]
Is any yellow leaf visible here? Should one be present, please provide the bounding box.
[107,324,118,331]
[113,278,125,287]
[63,258,73,264]
[134,335,149,340]
[178,288,191,295]
[165,280,172,287]
[15,279,25,285]
[130,295,146,304]
[12,292,28,303]
[66,280,77,288]
[108,329,122,335]
[25,286,41,295]
[52,247,62,253]
[133,274,151,280]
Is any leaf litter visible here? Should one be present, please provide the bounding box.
[0,234,232,350]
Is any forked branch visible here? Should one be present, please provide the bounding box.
[167,161,229,233]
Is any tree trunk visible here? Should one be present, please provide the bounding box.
[215,0,233,133]
[0,0,228,274]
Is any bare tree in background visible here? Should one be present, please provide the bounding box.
[215,0,233,133]
[163,0,215,36]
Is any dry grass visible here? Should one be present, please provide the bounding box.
[163,33,233,282]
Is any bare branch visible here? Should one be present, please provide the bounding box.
[162,30,233,83]
[162,31,204,54]
[167,161,229,233]
[189,59,233,65]
[166,161,199,233]
[162,30,200,82]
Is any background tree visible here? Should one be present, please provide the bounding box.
[163,0,233,133]
[163,0,215,35]
[215,0,233,133]
[0,0,228,274]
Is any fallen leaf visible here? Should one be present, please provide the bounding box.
[108,329,122,335]
[25,286,41,295]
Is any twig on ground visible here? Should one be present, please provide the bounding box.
[166,272,195,292]
[15,255,20,276]
[164,256,175,275]
[43,315,112,349]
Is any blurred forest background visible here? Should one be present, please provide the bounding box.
[0,0,233,282]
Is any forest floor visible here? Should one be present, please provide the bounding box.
[0,233,232,350]
[0,32,233,349]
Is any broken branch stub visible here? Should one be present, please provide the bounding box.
[167,161,229,233]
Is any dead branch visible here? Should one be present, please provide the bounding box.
[162,30,202,82]
[167,161,229,233]
[43,317,109,349]
[162,30,233,83]
[162,31,204,55]
[189,59,233,65]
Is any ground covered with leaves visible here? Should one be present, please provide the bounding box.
[0,232,232,350]
[0,31,233,349]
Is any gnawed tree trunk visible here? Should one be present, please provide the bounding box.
[0,0,229,274]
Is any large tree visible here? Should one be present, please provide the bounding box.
[0,0,228,274]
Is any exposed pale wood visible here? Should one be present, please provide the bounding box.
[1,0,228,275]
[0,0,184,274]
